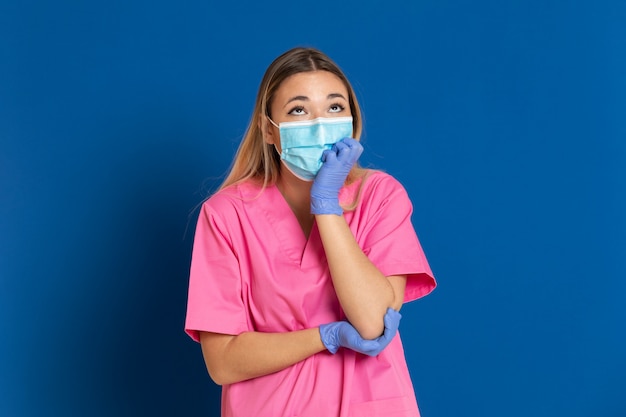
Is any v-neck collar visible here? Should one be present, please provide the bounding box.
[257,184,326,268]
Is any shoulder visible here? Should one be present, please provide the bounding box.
[362,170,405,189]
[346,170,415,219]
[202,181,263,210]
[360,170,410,202]
[199,180,265,223]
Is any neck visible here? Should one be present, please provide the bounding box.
[276,168,314,237]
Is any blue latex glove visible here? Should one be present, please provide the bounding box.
[319,308,402,356]
[311,137,363,215]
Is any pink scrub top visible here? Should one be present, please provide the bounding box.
[185,171,436,417]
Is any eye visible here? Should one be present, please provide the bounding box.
[329,103,345,113]
[288,106,306,116]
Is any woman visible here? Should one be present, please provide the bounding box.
[185,47,436,417]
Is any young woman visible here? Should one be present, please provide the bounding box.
[185,47,436,417]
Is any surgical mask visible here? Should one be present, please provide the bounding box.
[268,116,353,181]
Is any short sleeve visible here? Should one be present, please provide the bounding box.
[184,199,250,342]
[358,174,436,303]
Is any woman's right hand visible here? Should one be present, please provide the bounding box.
[319,308,401,356]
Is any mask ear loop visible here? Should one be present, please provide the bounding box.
[265,116,282,158]
[266,115,279,128]
[273,144,282,157]
[265,115,284,162]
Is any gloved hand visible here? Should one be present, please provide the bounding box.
[311,137,363,215]
[319,308,402,356]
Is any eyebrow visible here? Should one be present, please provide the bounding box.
[285,95,309,105]
[284,93,348,107]
[327,93,347,100]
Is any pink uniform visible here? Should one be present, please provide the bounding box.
[185,171,436,417]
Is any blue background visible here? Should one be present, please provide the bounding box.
[1,1,625,416]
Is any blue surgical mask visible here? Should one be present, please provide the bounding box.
[268,116,353,181]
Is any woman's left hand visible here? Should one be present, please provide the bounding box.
[311,137,363,215]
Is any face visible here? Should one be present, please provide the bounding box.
[264,70,351,150]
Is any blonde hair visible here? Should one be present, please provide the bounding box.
[217,47,369,195]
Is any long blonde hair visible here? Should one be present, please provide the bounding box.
[217,47,369,193]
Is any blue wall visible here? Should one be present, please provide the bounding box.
[1,1,625,416]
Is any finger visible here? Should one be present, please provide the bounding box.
[341,137,360,148]
[321,149,337,164]
[384,308,402,332]
[335,142,355,161]
[336,139,363,163]
[355,339,382,356]
[373,332,394,352]
[320,149,335,162]
[333,140,349,153]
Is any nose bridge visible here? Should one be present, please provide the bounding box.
[316,121,328,138]
[308,93,331,119]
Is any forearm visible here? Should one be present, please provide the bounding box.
[200,328,326,385]
[315,214,396,339]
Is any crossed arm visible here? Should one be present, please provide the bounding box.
[199,139,406,385]
[199,213,406,386]
[200,219,405,385]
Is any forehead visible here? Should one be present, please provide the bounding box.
[275,70,348,98]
